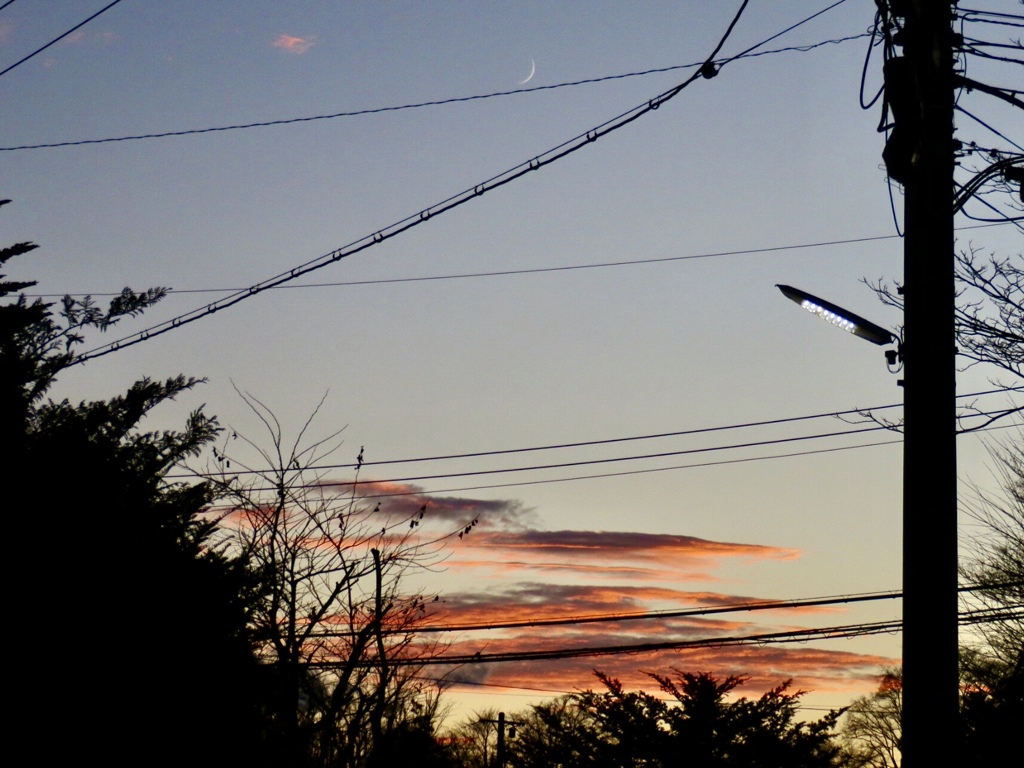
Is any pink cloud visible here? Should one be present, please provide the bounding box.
[457,529,799,570]
[414,615,897,700]
[209,473,886,703]
[447,558,717,581]
[464,644,897,698]
[320,479,533,528]
[403,578,885,700]
[273,34,316,55]
[429,583,837,629]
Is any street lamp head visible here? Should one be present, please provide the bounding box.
[776,284,897,346]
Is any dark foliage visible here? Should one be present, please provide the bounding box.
[2,203,265,766]
[502,670,843,768]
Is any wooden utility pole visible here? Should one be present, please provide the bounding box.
[885,2,959,765]
[479,712,520,767]
[496,712,507,768]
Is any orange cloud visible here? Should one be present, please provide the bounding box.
[427,583,838,632]
[321,479,533,528]
[407,605,898,703]
[455,529,798,571]
[209,474,886,704]
[273,34,316,55]
[447,558,717,581]
[476,644,896,697]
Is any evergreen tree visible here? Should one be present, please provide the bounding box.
[2,201,263,766]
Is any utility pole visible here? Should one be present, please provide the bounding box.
[884,2,959,765]
[479,712,520,768]
[496,712,507,768]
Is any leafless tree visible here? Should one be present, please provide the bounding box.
[860,245,1022,433]
[204,390,452,767]
[839,669,903,768]
[959,430,1024,672]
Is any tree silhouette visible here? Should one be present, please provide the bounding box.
[839,432,1023,768]
[2,201,263,766]
[490,670,844,768]
[839,669,902,768]
[959,432,1024,765]
[206,390,451,767]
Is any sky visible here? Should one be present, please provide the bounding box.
[2,0,1022,724]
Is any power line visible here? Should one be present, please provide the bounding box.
[26,234,904,299]
[196,437,900,508]
[418,676,570,697]
[309,589,906,637]
[300,585,1024,643]
[956,108,1024,153]
[184,401,905,481]
[325,622,908,667]
[70,0,851,365]
[957,8,1024,22]
[195,416,1019,507]
[26,221,1013,300]
[0,0,127,79]
[413,673,858,712]
[958,15,1024,30]
[315,606,1021,668]
[336,420,1018,501]
[215,424,898,493]
[192,404,1019,494]
[0,33,869,153]
[193,405,1018,504]
[188,388,1013,480]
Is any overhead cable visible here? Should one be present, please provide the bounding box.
[956,109,1024,153]
[334,421,1018,501]
[199,437,902,506]
[314,609,1021,668]
[184,402,903,480]
[308,589,905,638]
[184,388,1016,481]
[0,0,127,78]
[200,414,1016,495]
[71,0,862,365]
[28,222,1013,300]
[0,32,868,152]
[286,582,1022,638]
[215,424,898,492]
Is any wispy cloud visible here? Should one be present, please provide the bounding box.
[224,475,885,701]
[447,558,715,581]
[273,34,316,55]
[473,529,796,560]
[319,479,535,529]
[451,529,798,574]
[431,583,836,628]
[433,644,897,699]
[417,604,897,699]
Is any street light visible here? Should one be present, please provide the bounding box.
[776,284,897,347]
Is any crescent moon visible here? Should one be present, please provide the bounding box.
[518,59,536,85]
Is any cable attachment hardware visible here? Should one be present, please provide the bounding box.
[699,61,719,79]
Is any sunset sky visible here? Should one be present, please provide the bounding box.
[2,1,1021,723]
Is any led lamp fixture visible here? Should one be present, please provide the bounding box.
[776,284,896,346]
